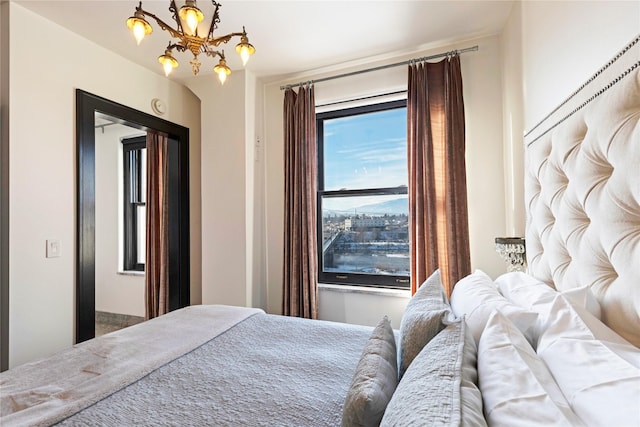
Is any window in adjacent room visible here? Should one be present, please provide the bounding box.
[317,99,409,289]
[122,136,146,272]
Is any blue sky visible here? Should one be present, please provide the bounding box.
[322,106,407,212]
[323,107,407,190]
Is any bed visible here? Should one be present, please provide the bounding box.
[2,36,640,426]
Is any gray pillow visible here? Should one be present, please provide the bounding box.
[381,318,486,427]
[397,269,451,378]
[342,316,398,427]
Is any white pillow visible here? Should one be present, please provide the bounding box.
[537,294,640,427]
[495,272,601,319]
[478,310,585,426]
[495,272,556,309]
[458,319,489,427]
[450,270,537,346]
[495,272,603,348]
[561,286,601,320]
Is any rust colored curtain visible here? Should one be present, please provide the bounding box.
[145,130,169,319]
[407,55,470,296]
[282,85,318,319]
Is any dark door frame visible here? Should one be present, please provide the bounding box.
[76,89,190,343]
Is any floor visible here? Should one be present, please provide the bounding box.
[95,311,145,337]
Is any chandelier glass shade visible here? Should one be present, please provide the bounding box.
[494,237,527,272]
[126,0,255,84]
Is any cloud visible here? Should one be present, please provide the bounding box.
[322,105,407,191]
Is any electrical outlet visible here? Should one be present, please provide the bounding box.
[46,239,61,258]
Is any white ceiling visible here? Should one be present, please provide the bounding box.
[18,0,514,83]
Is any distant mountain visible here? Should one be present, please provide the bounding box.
[356,198,408,215]
[324,197,408,217]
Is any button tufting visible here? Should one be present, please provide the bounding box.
[524,64,640,347]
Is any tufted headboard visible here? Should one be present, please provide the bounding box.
[524,35,640,347]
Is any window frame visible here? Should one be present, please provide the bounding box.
[316,99,410,289]
[122,136,146,272]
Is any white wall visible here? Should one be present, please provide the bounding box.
[8,3,201,368]
[245,70,267,310]
[499,1,525,238]
[263,35,508,327]
[184,70,265,311]
[521,0,640,129]
[94,123,145,317]
[318,287,409,330]
[497,0,639,253]
[186,74,248,307]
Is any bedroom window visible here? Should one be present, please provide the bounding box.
[317,100,409,289]
[122,136,146,272]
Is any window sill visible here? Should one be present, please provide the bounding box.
[118,270,145,277]
[318,283,411,298]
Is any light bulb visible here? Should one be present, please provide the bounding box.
[239,46,251,66]
[185,9,199,35]
[163,60,174,77]
[179,2,204,36]
[213,59,231,85]
[235,35,255,66]
[217,69,227,85]
[127,12,152,45]
[133,20,146,45]
[158,50,178,77]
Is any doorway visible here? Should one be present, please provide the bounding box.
[76,90,190,343]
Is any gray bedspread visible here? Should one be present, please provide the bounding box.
[53,310,372,426]
[2,305,265,426]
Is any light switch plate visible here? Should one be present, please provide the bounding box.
[46,239,61,258]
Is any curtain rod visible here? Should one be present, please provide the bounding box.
[280,45,478,90]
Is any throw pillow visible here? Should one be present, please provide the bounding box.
[397,269,451,379]
[381,318,486,427]
[342,316,398,427]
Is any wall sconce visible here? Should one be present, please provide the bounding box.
[495,237,526,272]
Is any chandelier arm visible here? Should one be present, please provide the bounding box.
[202,49,224,59]
[206,32,245,48]
[136,6,183,39]
[207,1,222,39]
[167,42,188,54]
[167,0,184,34]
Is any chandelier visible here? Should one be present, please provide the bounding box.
[494,237,527,272]
[126,0,255,84]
